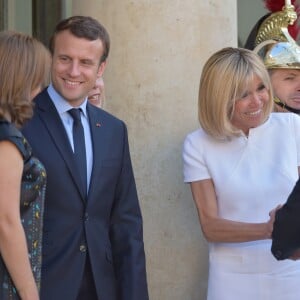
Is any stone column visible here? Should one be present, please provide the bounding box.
[73,1,237,299]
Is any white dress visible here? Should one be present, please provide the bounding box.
[183,113,300,300]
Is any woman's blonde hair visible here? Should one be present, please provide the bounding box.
[198,47,273,139]
[0,31,51,127]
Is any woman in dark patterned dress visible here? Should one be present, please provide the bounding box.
[0,31,50,299]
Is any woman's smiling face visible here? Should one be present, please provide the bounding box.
[231,75,270,136]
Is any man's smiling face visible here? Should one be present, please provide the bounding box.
[51,29,106,107]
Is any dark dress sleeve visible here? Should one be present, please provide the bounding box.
[0,120,32,162]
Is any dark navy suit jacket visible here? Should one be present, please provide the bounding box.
[22,89,149,300]
[272,177,300,260]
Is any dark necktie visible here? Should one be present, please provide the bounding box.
[68,108,87,195]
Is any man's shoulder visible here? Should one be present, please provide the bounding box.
[35,87,50,100]
[31,88,52,110]
[87,103,125,127]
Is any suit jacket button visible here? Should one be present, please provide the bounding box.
[79,245,86,252]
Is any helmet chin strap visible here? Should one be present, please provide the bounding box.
[274,97,300,114]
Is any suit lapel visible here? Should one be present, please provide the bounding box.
[36,90,86,200]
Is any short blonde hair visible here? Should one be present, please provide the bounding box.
[0,31,51,127]
[198,47,273,139]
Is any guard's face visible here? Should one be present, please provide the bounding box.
[51,30,106,107]
[271,69,300,110]
[88,77,105,108]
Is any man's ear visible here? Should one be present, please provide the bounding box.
[97,60,107,78]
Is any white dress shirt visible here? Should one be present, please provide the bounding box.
[47,84,93,192]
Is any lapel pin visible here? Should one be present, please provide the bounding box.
[96,123,101,127]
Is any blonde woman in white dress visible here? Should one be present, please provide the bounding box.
[183,47,300,300]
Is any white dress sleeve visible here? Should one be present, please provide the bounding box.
[182,130,211,183]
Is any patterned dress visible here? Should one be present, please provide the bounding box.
[0,120,46,299]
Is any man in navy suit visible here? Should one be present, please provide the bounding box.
[22,16,148,300]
